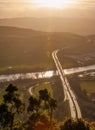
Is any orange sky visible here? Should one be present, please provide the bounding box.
[0,0,95,18]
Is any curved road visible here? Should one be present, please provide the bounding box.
[52,50,82,119]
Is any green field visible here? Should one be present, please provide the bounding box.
[80,81,95,95]
[59,57,78,69]
[0,63,53,74]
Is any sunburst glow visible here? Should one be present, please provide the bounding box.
[29,0,77,8]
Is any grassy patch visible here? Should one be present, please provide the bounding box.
[0,62,53,74]
[60,57,78,69]
[33,83,53,97]
[80,81,95,95]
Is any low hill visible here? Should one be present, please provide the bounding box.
[0,17,95,35]
[0,26,95,73]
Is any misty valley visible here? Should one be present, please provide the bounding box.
[0,25,95,130]
[0,0,95,129]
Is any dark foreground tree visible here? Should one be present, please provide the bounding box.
[48,98,57,130]
[0,84,57,130]
[0,84,25,130]
[0,103,11,129]
[39,89,57,130]
[27,89,57,130]
[60,118,90,130]
[27,96,41,130]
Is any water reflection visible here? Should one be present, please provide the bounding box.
[0,71,57,83]
[64,65,95,75]
[1,64,95,82]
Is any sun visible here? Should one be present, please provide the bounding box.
[33,0,77,8]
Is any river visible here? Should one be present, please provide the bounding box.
[64,64,95,75]
[1,64,95,82]
[0,71,57,82]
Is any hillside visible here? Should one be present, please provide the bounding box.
[1,26,95,122]
[0,26,95,73]
[0,17,95,35]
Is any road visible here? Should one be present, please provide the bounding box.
[52,50,82,119]
[29,87,33,95]
[28,83,39,96]
[28,82,50,96]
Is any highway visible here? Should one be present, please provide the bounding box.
[52,50,82,119]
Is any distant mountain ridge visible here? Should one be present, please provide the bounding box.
[0,17,95,35]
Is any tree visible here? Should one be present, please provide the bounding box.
[75,119,89,130]
[0,103,11,129]
[27,89,57,130]
[39,89,50,111]
[39,89,49,101]
[27,96,41,130]
[48,98,57,130]
[0,84,25,130]
[60,118,90,130]
[39,89,57,130]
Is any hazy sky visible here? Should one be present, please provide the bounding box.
[0,0,95,18]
